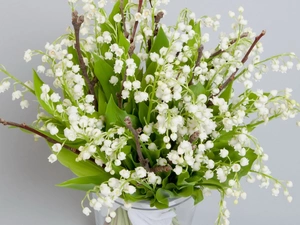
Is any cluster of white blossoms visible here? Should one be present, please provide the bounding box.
[1,1,300,225]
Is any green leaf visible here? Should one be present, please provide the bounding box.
[118,24,130,54]
[146,27,169,67]
[105,96,139,130]
[213,130,237,149]
[150,27,169,54]
[121,146,137,170]
[94,55,120,103]
[97,86,107,116]
[131,53,141,70]
[141,61,157,90]
[33,70,54,115]
[67,46,79,65]
[187,21,201,48]
[177,186,193,197]
[219,80,233,103]
[57,175,110,191]
[161,170,172,188]
[192,187,204,205]
[238,148,258,178]
[155,188,175,207]
[164,182,177,190]
[138,102,149,126]
[177,170,190,186]
[189,82,207,99]
[57,147,105,177]
[108,0,128,25]
[199,178,225,191]
[123,191,147,202]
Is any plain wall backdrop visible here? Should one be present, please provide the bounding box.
[0,1,299,225]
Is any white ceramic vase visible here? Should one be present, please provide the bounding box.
[94,197,196,225]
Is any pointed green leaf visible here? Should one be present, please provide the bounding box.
[146,27,169,67]
[141,62,157,90]
[161,171,172,188]
[67,46,79,65]
[177,186,193,197]
[238,148,258,178]
[57,147,105,177]
[176,170,190,186]
[97,86,107,116]
[155,188,174,207]
[199,177,226,192]
[105,96,139,130]
[108,0,128,24]
[150,27,169,54]
[57,175,110,191]
[118,24,130,54]
[219,80,233,103]
[189,82,207,99]
[192,187,204,205]
[33,70,54,115]
[94,55,120,103]
[138,102,149,126]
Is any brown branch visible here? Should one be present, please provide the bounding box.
[120,0,129,38]
[0,118,78,153]
[124,116,150,171]
[153,11,164,36]
[188,45,204,86]
[210,32,249,58]
[218,30,266,93]
[189,131,199,143]
[0,118,97,163]
[129,0,143,56]
[150,165,172,173]
[148,11,164,51]
[72,11,97,107]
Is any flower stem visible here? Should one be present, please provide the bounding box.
[124,116,150,171]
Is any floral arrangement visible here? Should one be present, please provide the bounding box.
[0,0,298,224]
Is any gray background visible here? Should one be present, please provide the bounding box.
[0,1,299,225]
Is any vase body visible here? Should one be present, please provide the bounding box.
[94,197,196,225]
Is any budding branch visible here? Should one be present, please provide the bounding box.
[124,116,150,171]
[218,30,266,93]
[129,0,143,56]
[188,45,204,86]
[210,32,249,58]
[0,118,79,154]
[72,11,97,108]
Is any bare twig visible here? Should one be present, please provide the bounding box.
[153,11,164,36]
[218,30,266,93]
[189,131,200,143]
[150,165,172,173]
[72,11,97,106]
[124,116,150,171]
[188,45,204,86]
[129,0,143,56]
[120,0,129,38]
[210,32,249,58]
[0,118,79,154]
[148,11,164,50]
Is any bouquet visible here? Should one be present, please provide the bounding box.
[0,0,299,224]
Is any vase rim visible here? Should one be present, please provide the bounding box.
[115,197,192,211]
